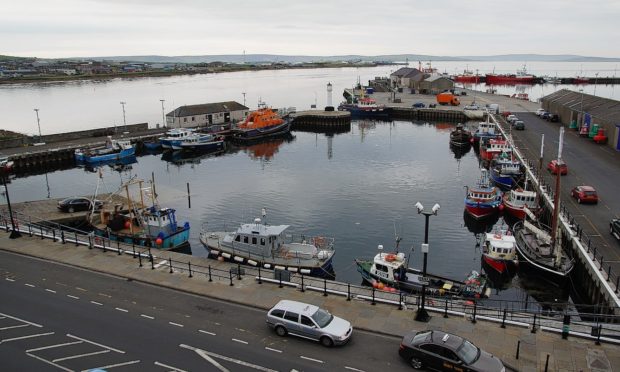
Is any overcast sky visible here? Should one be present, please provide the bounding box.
[2,0,618,58]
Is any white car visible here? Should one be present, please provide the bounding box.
[535,108,545,116]
[464,104,480,110]
[266,300,353,347]
[506,114,518,123]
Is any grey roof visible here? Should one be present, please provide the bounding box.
[541,89,620,123]
[235,222,289,236]
[391,67,422,78]
[424,75,452,82]
[167,101,248,117]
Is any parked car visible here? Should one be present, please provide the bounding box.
[501,111,512,118]
[413,102,426,108]
[610,218,620,241]
[399,329,505,371]
[549,114,560,122]
[541,112,551,120]
[428,103,437,108]
[464,104,480,110]
[506,114,517,123]
[547,159,568,175]
[57,197,102,213]
[513,120,525,130]
[266,300,352,347]
[571,186,598,204]
[535,108,545,116]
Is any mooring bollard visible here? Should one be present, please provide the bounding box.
[169,257,173,273]
[300,274,305,292]
[278,271,283,288]
[544,354,550,372]
[208,265,212,282]
[150,254,154,269]
[229,269,234,286]
[132,243,136,258]
[117,240,122,255]
[596,324,602,345]
[237,263,241,280]
[88,235,92,249]
[371,287,376,305]
[347,283,351,301]
[532,313,537,333]
[501,309,507,328]
[471,301,477,324]
[188,262,193,278]
[138,252,142,267]
[444,299,448,318]
[52,229,56,241]
[562,314,570,339]
[257,265,262,284]
[61,230,65,244]
[516,340,520,359]
[323,278,328,297]
[28,222,32,237]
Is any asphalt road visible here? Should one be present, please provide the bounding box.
[0,250,411,372]
[501,111,620,275]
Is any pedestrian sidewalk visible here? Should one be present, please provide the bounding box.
[0,232,617,372]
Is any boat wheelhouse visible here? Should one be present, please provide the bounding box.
[449,123,472,147]
[502,189,539,220]
[175,133,225,152]
[464,169,503,219]
[481,228,518,274]
[472,119,499,144]
[480,138,511,161]
[158,128,196,149]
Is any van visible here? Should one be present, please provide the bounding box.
[266,300,353,347]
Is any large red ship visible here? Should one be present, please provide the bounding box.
[452,70,481,83]
[485,65,535,85]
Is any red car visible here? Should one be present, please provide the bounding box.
[571,186,598,204]
[547,159,568,175]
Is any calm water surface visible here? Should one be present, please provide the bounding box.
[4,120,566,304]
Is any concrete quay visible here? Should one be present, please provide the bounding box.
[0,231,617,371]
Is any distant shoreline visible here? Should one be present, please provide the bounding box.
[0,62,388,85]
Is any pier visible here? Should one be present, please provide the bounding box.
[290,110,351,131]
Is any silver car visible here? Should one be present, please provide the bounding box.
[266,300,353,347]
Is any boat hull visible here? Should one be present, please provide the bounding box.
[464,200,500,219]
[77,146,136,165]
[232,120,291,142]
[482,254,518,274]
[485,75,535,85]
[339,105,391,119]
[93,225,190,251]
[179,140,225,152]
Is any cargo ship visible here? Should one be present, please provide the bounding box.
[485,65,535,85]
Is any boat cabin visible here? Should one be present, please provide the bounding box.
[370,252,407,282]
[483,231,517,260]
[507,189,537,208]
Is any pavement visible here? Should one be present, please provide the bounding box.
[1,232,618,371]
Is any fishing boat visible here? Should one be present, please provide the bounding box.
[337,97,391,119]
[173,133,226,152]
[143,141,162,151]
[231,102,292,142]
[158,128,196,149]
[502,188,539,220]
[513,128,574,286]
[489,154,523,189]
[355,245,489,299]
[452,69,481,84]
[199,210,335,277]
[449,123,472,147]
[75,137,135,165]
[472,117,500,145]
[88,177,190,250]
[464,169,503,219]
[0,154,14,173]
[485,65,535,85]
[479,138,511,162]
[480,227,518,274]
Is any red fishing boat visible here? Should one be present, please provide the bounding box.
[485,65,535,85]
[479,138,511,161]
[502,188,539,220]
[481,228,519,274]
[452,70,481,83]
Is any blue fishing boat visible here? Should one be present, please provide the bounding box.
[89,178,190,250]
[143,141,162,151]
[75,137,135,165]
[158,128,196,149]
[174,133,226,152]
[472,117,501,145]
[338,97,391,119]
[464,169,503,219]
[490,153,523,189]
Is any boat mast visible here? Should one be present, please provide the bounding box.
[550,127,564,252]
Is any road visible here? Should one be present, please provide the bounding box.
[502,111,620,276]
[0,250,410,371]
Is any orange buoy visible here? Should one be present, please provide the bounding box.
[155,237,163,245]
[377,282,385,289]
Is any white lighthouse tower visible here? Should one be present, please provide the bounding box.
[326,82,334,111]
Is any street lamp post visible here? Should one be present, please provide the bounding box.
[119,101,126,133]
[160,99,166,128]
[579,89,584,130]
[33,108,41,142]
[1,170,21,239]
[414,202,440,322]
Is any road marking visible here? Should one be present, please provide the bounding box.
[84,360,140,371]
[1,332,55,344]
[345,367,366,372]
[0,324,30,331]
[232,338,248,345]
[75,287,87,291]
[180,344,277,372]
[25,283,35,287]
[67,334,125,354]
[90,301,103,306]
[27,340,83,352]
[265,347,282,353]
[5,278,15,282]
[141,314,154,319]
[115,307,129,313]
[67,295,80,300]
[53,349,110,362]
[26,353,72,372]
[300,356,324,363]
[154,361,187,372]
[153,260,168,269]
[98,293,112,298]
[169,322,184,327]
[45,289,57,293]
[0,312,43,327]
[199,329,216,336]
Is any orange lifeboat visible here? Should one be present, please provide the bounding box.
[237,106,284,129]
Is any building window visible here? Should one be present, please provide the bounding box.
[192,116,195,122]
[183,118,187,122]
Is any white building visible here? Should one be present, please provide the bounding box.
[166,101,249,128]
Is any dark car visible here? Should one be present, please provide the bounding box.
[549,114,560,122]
[611,219,620,241]
[547,159,568,175]
[513,120,525,130]
[571,186,598,204]
[413,102,426,108]
[399,330,505,371]
[57,197,102,213]
[541,112,551,120]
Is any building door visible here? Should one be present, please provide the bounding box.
[207,114,213,125]
[224,112,230,123]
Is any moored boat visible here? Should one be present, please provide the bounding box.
[0,154,14,173]
[75,137,135,165]
[174,133,226,152]
[338,97,391,119]
[355,247,489,299]
[489,154,523,189]
[158,128,196,149]
[479,138,511,162]
[231,103,291,142]
[449,123,472,147]
[481,228,519,274]
[502,188,539,220]
[89,178,190,250]
[464,169,503,219]
[485,65,535,85]
[199,210,335,277]
[472,117,500,145]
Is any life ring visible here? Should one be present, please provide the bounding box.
[385,254,396,262]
